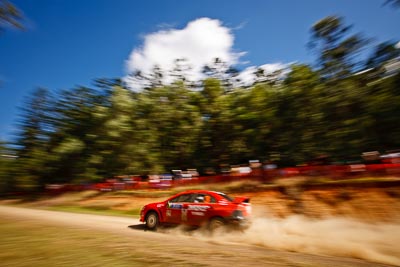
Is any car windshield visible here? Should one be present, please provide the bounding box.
[217,192,233,202]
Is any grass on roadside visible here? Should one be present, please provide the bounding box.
[0,217,204,267]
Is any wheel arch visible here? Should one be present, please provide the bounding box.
[146,208,166,222]
[208,215,226,231]
[145,209,160,219]
[209,215,225,221]
[208,215,226,225]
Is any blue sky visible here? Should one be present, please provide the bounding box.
[0,0,399,141]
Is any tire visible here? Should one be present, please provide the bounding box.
[208,217,225,232]
[145,211,159,230]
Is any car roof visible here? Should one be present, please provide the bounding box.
[165,190,232,202]
[179,189,218,194]
[176,190,228,197]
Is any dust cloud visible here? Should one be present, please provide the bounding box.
[179,213,400,266]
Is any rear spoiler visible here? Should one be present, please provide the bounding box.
[233,196,250,204]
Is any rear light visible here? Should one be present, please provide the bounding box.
[239,203,252,216]
[246,205,252,215]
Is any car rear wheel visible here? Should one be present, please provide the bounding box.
[145,211,159,230]
[208,217,225,232]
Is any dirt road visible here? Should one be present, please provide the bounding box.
[1,205,398,267]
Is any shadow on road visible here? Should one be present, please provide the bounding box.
[128,224,147,231]
[127,224,195,233]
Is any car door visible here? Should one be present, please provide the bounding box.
[165,193,193,224]
[187,193,216,225]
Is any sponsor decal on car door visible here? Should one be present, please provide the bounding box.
[166,202,183,224]
[187,204,212,225]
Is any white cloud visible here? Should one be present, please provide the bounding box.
[236,66,258,86]
[125,18,244,89]
[124,17,293,90]
[395,41,400,49]
[236,62,292,87]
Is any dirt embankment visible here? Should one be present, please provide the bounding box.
[59,180,400,223]
[246,186,400,222]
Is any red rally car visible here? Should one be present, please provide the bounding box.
[140,190,251,230]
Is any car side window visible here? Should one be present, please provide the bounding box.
[169,196,179,203]
[194,194,216,203]
[170,194,193,203]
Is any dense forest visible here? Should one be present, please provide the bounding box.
[1,13,400,192]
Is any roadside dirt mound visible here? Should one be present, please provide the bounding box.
[243,186,400,222]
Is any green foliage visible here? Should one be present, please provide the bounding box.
[0,141,16,194]
[309,16,368,80]
[135,81,202,171]
[13,88,53,190]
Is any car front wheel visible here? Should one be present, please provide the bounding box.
[145,211,159,230]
